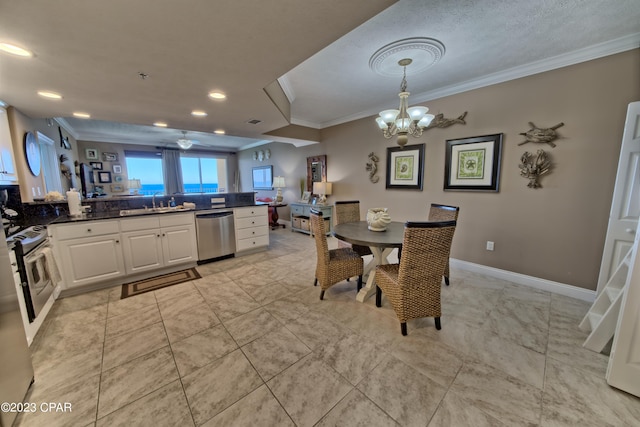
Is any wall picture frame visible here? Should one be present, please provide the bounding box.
[112,164,122,174]
[86,148,98,160]
[252,165,273,190]
[98,171,112,183]
[111,184,124,192]
[444,133,503,192]
[103,152,118,161]
[89,161,102,170]
[385,143,425,190]
[300,191,311,203]
[114,175,123,182]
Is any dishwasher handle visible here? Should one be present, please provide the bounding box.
[196,210,234,219]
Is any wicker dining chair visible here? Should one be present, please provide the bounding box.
[310,209,363,300]
[334,201,373,257]
[428,203,460,286]
[375,220,457,336]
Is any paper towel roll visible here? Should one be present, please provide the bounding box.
[66,190,82,216]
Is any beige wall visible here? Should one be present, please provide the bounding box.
[241,50,640,290]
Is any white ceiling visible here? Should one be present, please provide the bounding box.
[1,0,638,152]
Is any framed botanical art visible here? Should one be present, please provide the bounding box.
[444,133,503,192]
[385,143,424,190]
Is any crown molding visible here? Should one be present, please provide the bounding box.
[315,33,640,129]
[277,75,296,103]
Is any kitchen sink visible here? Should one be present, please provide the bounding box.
[119,207,192,216]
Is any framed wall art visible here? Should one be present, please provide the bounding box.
[444,133,503,192]
[98,171,112,183]
[112,164,122,173]
[86,148,98,160]
[89,162,102,170]
[385,143,424,190]
[103,152,118,161]
[111,184,124,192]
[252,165,273,190]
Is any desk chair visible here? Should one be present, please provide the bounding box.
[310,209,363,300]
[375,220,457,335]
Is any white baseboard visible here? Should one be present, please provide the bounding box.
[450,258,596,302]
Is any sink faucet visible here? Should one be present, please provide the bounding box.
[152,192,162,209]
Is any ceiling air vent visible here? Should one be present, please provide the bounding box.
[247,119,262,125]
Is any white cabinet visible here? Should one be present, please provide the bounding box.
[233,205,269,253]
[120,213,197,275]
[0,108,18,184]
[51,220,125,288]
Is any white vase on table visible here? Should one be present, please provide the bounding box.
[366,208,391,231]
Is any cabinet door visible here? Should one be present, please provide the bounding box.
[161,224,197,266]
[121,229,163,274]
[58,234,125,288]
[0,110,17,183]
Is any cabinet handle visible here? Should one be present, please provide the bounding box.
[251,221,255,224]
[115,240,119,243]
[87,228,92,232]
[162,233,166,237]
[157,234,160,237]
[252,231,255,235]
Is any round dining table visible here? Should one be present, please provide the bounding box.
[333,221,404,302]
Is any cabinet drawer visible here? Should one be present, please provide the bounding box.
[291,205,306,215]
[236,235,269,252]
[159,212,194,228]
[234,206,267,219]
[236,216,267,229]
[236,226,268,240]
[53,220,120,240]
[120,216,160,232]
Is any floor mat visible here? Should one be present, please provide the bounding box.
[121,268,201,299]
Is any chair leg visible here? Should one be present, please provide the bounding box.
[401,322,407,336]
[320,290,325,300]
[435,317,441,330]
[313,278,318,286]
[357,275,362,292]
[444,276,450,286]
[375,285,382,307]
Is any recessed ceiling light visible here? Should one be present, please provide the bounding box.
[214,129,225,135]
[208,91,226,100]
[191,110,207,117]
[153,121,168,127]
[73,112,91,119]
[0,42,33,57]
[37,91,62,100]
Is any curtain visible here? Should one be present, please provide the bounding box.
[162,149,184,194]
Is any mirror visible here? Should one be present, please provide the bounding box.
[307,155,326,192]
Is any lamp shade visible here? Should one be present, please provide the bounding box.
[313,181,332,195]
[273,176,285,188]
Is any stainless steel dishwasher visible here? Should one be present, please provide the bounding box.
[195,209,235,262]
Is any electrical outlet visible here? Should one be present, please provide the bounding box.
[486,241,494,251]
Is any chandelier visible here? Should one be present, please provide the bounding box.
[176,131,193,150]
[375,58,435,147]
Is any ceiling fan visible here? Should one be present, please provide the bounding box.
[176,131,199,149]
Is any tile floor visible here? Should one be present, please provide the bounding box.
[15,229,640,426]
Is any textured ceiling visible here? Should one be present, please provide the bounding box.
[0,0,638,151]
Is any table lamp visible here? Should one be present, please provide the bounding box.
[127,178,142,195]
[313,181,332,205]
[273,176,285,203]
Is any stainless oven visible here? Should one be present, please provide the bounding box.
[10,225,55,322]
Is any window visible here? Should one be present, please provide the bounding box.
[180,153,227,193]
[125,151,164,195]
